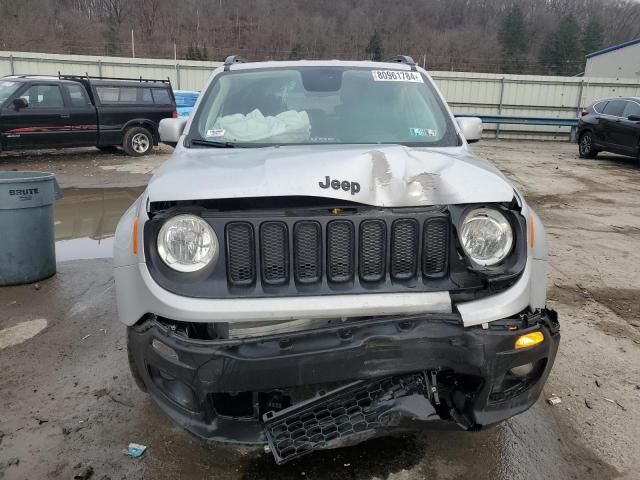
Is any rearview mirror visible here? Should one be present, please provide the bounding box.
[456,117,483,143]
[159,117,188,147]
[13,98,28,110]
[628,115,640,122]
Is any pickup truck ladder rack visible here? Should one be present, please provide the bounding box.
[58,73,172,84]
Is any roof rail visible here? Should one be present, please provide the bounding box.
[382,55,417,71]
[58,74,171,84]
[224,55,248,71]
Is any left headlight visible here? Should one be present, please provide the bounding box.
[157,214,218,272]
[459,208,514,266]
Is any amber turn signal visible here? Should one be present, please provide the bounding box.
[515,331,544,349]
[132,217,139,255]
[529,213,535,248]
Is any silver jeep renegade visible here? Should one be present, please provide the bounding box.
[114,56,559,464]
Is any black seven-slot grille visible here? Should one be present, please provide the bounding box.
[225,212,449,288]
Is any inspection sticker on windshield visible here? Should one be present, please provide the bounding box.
[206,128,225,138]
[371,70,423,83]
[410,128,437,137]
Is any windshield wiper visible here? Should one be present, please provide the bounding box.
[191,139,237,148]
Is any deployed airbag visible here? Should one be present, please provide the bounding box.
[211,109,310,143]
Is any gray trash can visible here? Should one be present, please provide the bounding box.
[0,171,61,286]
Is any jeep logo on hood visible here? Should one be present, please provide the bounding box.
[319,176,361,195]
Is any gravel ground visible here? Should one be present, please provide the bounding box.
[0,141,638,480]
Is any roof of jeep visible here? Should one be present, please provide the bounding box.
[224,59,420,72]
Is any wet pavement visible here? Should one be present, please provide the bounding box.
[0,258,612,480]
[1,142,639,479]
[54,187,143,261]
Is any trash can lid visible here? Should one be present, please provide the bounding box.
[0,171,56,184]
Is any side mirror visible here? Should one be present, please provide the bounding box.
[456,117,483,143]
[628,115,640,122]
[159,117,188,147]
[13,98,28,110]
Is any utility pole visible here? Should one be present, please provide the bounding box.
[131,29,135,58]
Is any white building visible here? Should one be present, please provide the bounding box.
[584,38,640,80]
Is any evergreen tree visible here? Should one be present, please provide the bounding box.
[289,43,303,59]
[104,25,121,56]
[540,16,582,75]
[185,44,208,61]
[582,17,605,56]
[365,30,384,61]
[499,5,528,73]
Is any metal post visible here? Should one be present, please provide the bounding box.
[131,29,135,58]
[9,54,15,75]
[571,79,585,143]
[97,59,103,77]
[176,64,181,90]
[575,79,585,117]
[496,76,506,139]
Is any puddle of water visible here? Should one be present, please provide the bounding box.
[0,318,48,350]
[55,187,143,261]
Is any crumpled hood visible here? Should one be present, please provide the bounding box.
[147,144,515,207]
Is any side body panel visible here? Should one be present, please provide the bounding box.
[62,83,99,146]
[0,81,71,149]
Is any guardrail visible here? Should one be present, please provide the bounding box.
[455,114,579,141]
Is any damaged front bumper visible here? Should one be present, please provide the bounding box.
[127,309,559,463]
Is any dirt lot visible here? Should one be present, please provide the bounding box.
[1,142,639,480]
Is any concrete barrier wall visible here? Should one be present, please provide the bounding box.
[2,51,640,140]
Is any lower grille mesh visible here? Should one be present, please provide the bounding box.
[264,373,428,464]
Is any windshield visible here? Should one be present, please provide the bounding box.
[190,67,459,147]
[0,80,21,106]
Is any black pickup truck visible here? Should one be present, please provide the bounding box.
[0,75,176,156]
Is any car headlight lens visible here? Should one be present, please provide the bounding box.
[459,208,514,266]
[157,214,218,272]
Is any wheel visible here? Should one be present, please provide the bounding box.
[96,145,119,152]
[578,131,598,159]
[123,127,153,156]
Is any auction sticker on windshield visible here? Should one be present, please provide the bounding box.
[371,70,424,83]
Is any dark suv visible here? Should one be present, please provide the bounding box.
[0,75,176,156]
[577,97,640,160]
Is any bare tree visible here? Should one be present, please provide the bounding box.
[1,0,639,73]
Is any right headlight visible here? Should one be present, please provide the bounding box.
[459,208,514,266]
[157,214,218,272]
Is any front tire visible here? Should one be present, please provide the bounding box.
[123,127,153,157]
[579,131,598,159]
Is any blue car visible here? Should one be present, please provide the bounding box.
[173,90,199,117]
